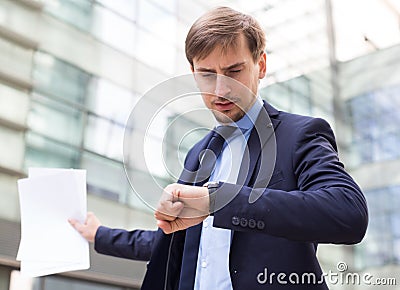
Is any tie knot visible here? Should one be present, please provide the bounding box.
[205,125,238,158]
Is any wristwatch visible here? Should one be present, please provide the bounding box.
[203,181,219,214]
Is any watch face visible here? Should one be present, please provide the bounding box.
[203,181,219,189]
[208,181,219,188]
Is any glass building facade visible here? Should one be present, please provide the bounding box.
[0,0,399,289]
[347,85,400,167]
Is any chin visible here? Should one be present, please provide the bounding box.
[213,110,244,124]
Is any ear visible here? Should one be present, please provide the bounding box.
[258,52,266,79]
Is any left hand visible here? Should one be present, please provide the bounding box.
[155,183,209,234]
[69,212,101,243]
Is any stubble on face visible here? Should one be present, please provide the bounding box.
[193,33,264,124]
[208,98,247,124]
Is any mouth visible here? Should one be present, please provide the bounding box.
[214,99,236,111]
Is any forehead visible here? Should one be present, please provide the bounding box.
[192,34,253,69]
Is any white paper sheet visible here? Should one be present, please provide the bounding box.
[17,168,90,277]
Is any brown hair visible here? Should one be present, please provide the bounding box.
[185,6,266,67]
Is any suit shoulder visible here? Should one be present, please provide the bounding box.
[275,110,337,151]
[275,110,332,132]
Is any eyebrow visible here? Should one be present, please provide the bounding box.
[195,61,246,73]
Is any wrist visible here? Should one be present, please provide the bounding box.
[203,181,219,215]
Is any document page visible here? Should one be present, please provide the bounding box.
[17,168,90,277]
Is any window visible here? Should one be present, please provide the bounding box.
[27,52,150,204]
[28,94,84,146]
[96,0,137,21]
[136,28,176,74]
[33,51,91,104]
[125,166,170,211]
[92,4,136,55]
[24,132,80,170]
[84,114,125,160]
[138,0,177,44]
[43,0,93,32]
[355,185,400,268]
[148,0,177,14]
[348,84,400,167]
[81,151,127,202]
[86,78,138,124]
[163,114,208,179]
[261,75,312,115]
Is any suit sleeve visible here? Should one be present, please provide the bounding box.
[212,117,368,244]
[94,226,157,261]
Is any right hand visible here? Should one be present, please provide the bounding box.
[154,183,209,234]
[69,212,101,243]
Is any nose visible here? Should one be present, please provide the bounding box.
[214,75,231,97]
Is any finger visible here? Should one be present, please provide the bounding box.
[158,217,192,234]
[178,207,209,219]
[154,211,175,222]
[154,210,171,221]
[68,219,84,232]
[157,220,173,234]
[86,212,94,222]
[68,218,79,227]
[169,201,184,216]
[155,202,184,222]
[156,201,184,220]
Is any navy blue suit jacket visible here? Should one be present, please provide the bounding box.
[95,102,368,289]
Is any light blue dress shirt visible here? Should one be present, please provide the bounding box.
[193,97,263,290]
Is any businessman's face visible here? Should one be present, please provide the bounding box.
[192,33,266,124]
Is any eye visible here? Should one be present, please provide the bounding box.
[201,73,216,78]
[229,70,241,75]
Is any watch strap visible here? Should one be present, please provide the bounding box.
[203,181,219,214]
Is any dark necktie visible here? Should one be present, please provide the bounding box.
[195,125,238,185]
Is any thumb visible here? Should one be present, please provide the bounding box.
[170,201,184,215]
[157,220,173,234]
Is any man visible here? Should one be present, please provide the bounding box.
[70,6,368,290]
